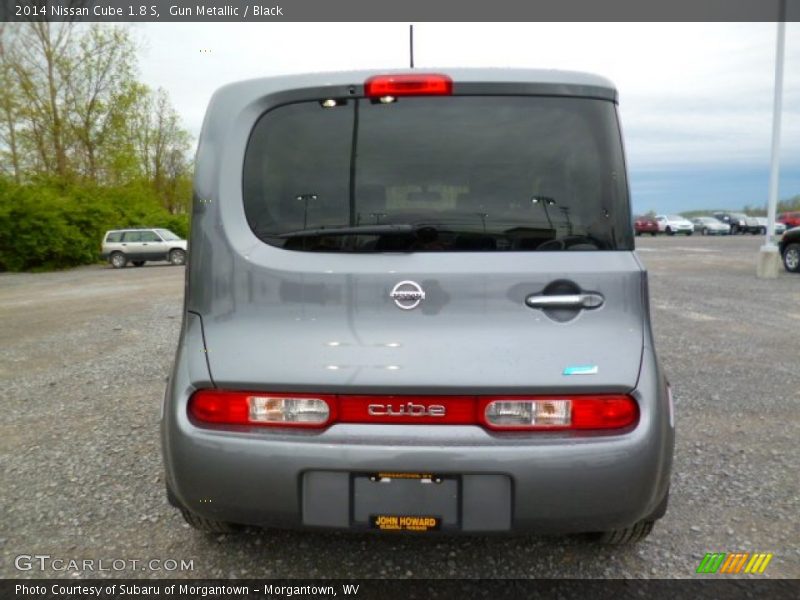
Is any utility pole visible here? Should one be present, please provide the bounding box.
[757,0,787,278]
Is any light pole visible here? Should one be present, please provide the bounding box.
[559,206,573,236]
[296,193,317,230]
[532,196,556,232]
[757,0,787,278]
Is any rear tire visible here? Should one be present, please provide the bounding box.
[783,243,800,273]
[110,252,127,269]
[686,231,693,236]
[132,261,145,267]
[592,520,655,545]
[651,231,657,236]
[169,249,186,266]
[666,227,674,236]
[180,508,242,533]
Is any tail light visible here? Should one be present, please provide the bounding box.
[481,396,638,431]
[364,74,453,98]
[188,391,637,432]
[189,390,334,428]
[483,399,570,428]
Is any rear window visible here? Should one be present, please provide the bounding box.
[156,229,181,241]
[243,95,631,252]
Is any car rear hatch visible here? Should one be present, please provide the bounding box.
[192,72,645,394]
[200,254,644,392]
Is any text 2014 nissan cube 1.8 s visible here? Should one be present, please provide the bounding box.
[162,69,675,543]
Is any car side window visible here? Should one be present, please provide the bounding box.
[140,231,160,242]
[122,231,142,242]
[106,232,122,243]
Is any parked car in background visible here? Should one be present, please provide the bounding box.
[753,217,786,236]
[713,212,749,234]
[634,215,659,236]
[779,226,800,273]
[101,228,188,268]
[777,212,800,229]
[691,217,730,236]
[655,214,694,235]
[742,215,763,235]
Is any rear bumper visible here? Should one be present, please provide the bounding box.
[163,425,671,534]
[162,346,673,534]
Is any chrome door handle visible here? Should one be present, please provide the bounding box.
[525,293,604,309]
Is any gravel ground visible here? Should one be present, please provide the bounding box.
[1,236,798,579]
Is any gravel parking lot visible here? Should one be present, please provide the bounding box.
[1,235,798,579]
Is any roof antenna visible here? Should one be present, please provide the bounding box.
[409,24,414,69]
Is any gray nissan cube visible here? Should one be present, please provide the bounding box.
[162,69,674,543]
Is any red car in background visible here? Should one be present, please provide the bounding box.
[634,215,659,236]
[777,212,800,229]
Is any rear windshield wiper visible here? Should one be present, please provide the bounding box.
[276,224,416,239]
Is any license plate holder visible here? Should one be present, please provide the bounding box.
[351,472,460,531]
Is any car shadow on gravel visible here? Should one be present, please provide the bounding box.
[180,526,643,579]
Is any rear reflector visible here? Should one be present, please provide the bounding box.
[364,74,453,98]
[189,391,637,432]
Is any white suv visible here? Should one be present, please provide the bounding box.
[101,228,187,268]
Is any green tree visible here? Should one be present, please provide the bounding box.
[66,25,139,184]
[5,23,76,179]
[0,24,22,183]
[0,22,191,199]
[128,86,192,214]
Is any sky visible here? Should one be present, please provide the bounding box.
[133,22,800,214]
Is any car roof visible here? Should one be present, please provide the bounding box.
[204,70,619,125]
[213,67,616,97]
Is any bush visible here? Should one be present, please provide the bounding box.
[0,178,189,272]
